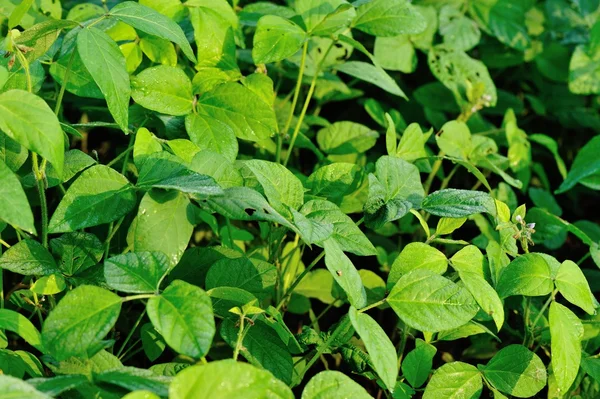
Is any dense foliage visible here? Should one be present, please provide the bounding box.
[0,0,599,398]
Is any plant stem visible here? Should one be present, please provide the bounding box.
[233,315,245,361]
[283,42,335,166]
[358,298,387,313]
[278,41,309,163]
[116,309,146,358]
[14,49,32,93]
[396,325,409,369]
[54,49,76,115]
[527,290,556,347]
[0,238,10,248]
[122,294,155,302]
[276,251,325,311]
[298,317,351,383]
[32,153,49,248]
[423,153,445,196]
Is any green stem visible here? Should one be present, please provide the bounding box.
[278,41,309,163]
[0,238,10,248]
[119,338,143,361]
[32,153,49,248]
[283,41,335,167]
[54,49,76,115]
[358,298,387,313]
[527,290,557,347]
[299,317,351,382]
[396,325,409,369]
[233,315,245,361]
[276,251,325,311]
[14,49,32,93]
[122,294,155,302]
[116,309,146,358]
[423,152,445,196]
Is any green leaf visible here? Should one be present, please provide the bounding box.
[8,0,35,29]
[549,302,583,394]
[50,232,103,277]
[196,82,277,142]
[0,90,64,176]
[131,66,193,116]
[0,309,43,351]
[30,274,67,295]
[49,51,104,100]
[388,243,448,288]
[136,153,224,198]
[364,156,424,229]
[348,307,398,391]
[0,159,35,233]
[190,150,242,188]
[133,127,162,168]
[353,0,427,37]
[436,121,472,160]
[169,360,293,399]
[395,123,431,162]
[109,1,196,63]
[205,257,277,300]
[221,319,293,384]
[141,323,166,362]
[301,370,372,399]
[316,121,379,155]
[0,131,28,172]
[428,46,497,109]
[436,217,467,236]
[374,35,417,74]
[439,5,480,51]
[422,189,495,218]
[306,163,360,199]
[27,375,89,397]
[295,0,356,37]
[555,260,597,314]
[185,114,239,162]
[189,5,238,71]
[388,269,478,332]
[206,187,299,233]
[94,367,170,397]
[0,239,58,276]
[48,165,137,233]
[253,16,306,64]
[208,287,258,318]
[569,42,600,95]
[14,20,78,62]
[450,245,487,277]
[402,339,437,388]
[0,375,51,399]
[423,362,482,399]
[335,61,406,98]
[147,280,215,359]
[300,200,377,256]
[469,0,530,51]
[77,27,131,133]
[458,271,504,331]
[42,285,122,361]
[104,252,170,294]
[132,190,194,265]
[295,269,339,305]
[556,135,600,194]
[480,344,546,398]
[323,238,367,309]
[496,253,553,298]
[243,159,305,211]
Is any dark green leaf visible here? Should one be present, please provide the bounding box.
[146,280,215,359]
